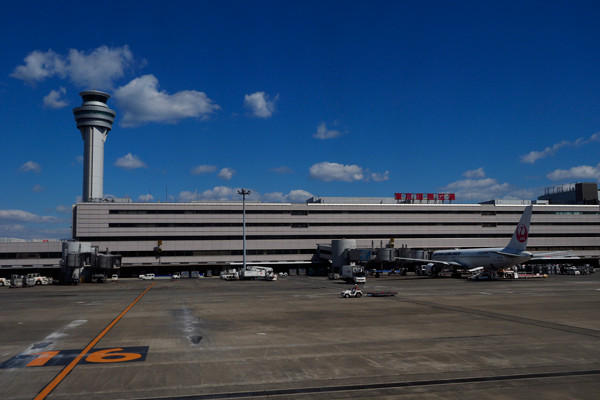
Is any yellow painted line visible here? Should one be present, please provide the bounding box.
[34,282,156,400]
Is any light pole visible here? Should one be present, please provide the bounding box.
[238,188,251,271]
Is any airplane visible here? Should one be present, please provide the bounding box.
[396,205,534,276]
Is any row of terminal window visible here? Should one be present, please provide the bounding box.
[107,209,599,216]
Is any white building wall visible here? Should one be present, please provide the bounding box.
[70,202,600,267]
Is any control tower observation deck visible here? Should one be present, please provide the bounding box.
[73,90,116,202]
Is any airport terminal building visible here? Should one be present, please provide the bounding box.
[2,179,600,275]
[71,198,600,268]
[1,92,598,275]
[2,193,600,275]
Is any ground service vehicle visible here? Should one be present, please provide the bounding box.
[10,275,24,288]
[565,267,581,275]
[341,288,363,298]
[0,277,10,286]
[220,269,239,280]
[172,273,181,279]
[468,272,495,280]
[340,265,366,284]
[26,273,50,285]
[239,266,276,280]
[91,274,107,283]
[111,274,119,281]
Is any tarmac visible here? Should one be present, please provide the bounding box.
[1,273,599,399]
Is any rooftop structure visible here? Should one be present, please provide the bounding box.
[538,182,599,205]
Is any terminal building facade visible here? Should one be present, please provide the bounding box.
[1,192,600,275]
[1,90,598,275]
[68,196,599,272]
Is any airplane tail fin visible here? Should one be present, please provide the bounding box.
[506,205,533,251]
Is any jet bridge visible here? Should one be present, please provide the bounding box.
[59,241,121,284]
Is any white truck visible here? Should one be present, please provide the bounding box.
[220,269,239,280]
[26,273,50,285]
[238,266,277,281]
[340,265,366,284]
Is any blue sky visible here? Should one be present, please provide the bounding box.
[1,0,599,239]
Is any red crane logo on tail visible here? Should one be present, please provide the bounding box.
[516,223,528,243]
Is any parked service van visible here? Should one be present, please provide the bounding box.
[340,265,366,284]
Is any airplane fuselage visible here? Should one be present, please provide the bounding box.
[431,248,533,271]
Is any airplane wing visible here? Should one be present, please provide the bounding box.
[531,250,574,258]
[494,251,523,258]
[394,257,464,268]
[530,251,579,261]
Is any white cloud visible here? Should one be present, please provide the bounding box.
[547,163,600,181]
[370,171,390,182]
[463,167,486,178]
[178,186,312,203]
[244,91,277,118]
[0,224,28,236]
[138,194,154,202]
[33,184,45,193]
[313,122,342,140]
[309,162,364,182]
[520,141,570,164]
[440,176,512,202]
[18,161,41,173]
[309,161,389,183]
[262,189,313,203]
[191,165,217,175]
[286,189,314,202]
[218,167,235,180]
[10,49,66,83]
[520,132,600,164]
[43,87,68,109]
[66,46,134,89]
[0,218,70,239]
[115,153,147,169]
[0,210,61,223]
[11,45,133,89]
[115,74,220,126]
[178,186,239,202]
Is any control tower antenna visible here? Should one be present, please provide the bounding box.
[73,90,116,202]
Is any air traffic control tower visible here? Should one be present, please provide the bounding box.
[73,90,116,202]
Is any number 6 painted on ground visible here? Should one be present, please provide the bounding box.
[85,348,142,363]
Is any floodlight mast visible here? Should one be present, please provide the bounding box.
[238,189,251,270]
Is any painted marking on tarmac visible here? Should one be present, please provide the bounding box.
[33,282,156,400]
[0,347,149,369]
[19,319,88,357]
